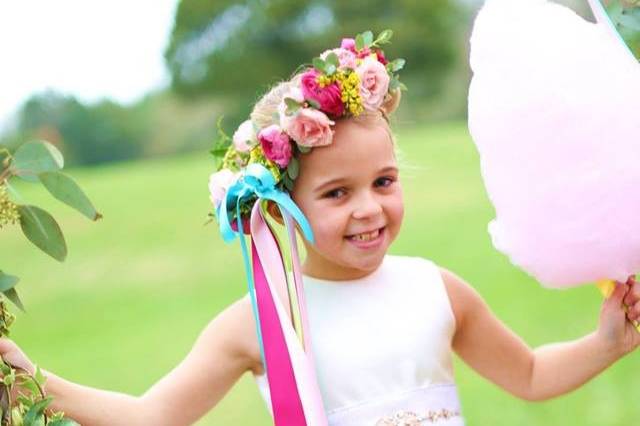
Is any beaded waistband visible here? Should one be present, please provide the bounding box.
[326,383,463,426]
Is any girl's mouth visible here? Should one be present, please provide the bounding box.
[345,227,386,248]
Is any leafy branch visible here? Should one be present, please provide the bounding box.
[0,139,100,425]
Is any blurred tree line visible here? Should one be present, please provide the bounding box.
[5,0,636,167]
[1,0,470,166]
[165,0,465,115]
[0,91,223,166]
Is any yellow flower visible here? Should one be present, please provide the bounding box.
[222,146,250,172]
[316,74,334,88]
[336,71,364,116]
[0,184,19,229]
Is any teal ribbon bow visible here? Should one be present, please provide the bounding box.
[217,163,314,244]
[215,163,314,367]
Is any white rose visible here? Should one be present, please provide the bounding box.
[232,119,256,153]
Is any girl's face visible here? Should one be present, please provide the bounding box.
[291,116,404,281]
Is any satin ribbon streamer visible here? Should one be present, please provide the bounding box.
[587,0,632,53]
[217,163,328,425]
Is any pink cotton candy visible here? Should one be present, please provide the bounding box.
[467,0,640,288]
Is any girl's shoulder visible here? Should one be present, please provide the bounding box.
[437,264,486,335]
[197,295,264,376]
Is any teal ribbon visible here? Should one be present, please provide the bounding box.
[215,163,315,368]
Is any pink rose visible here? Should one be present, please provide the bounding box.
[232,119,255,153]
[301,69,344,117]
[208,169,239,210]
[284,108,335,147]
[341,38,356,53]
[355,56,391,111]
[340,37,370,58]
[320,48,357,70]
[257,124,293,168]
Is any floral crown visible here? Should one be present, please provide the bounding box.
[209,29,405,223]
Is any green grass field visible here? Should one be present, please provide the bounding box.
[2,121,638,425]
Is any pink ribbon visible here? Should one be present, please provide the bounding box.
[250,202,328,425]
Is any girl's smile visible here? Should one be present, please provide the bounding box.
[345,226,386,249]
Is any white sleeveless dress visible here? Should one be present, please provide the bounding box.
[253,255,465,425]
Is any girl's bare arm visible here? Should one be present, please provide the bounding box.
[1,294,262,425]
[440,267,640,401]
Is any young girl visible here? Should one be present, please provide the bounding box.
[1,31,640,426]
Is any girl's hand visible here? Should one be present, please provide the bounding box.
[0,338,35,375]
[597,275,640,356]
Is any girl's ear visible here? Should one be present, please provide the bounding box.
[266,200,284,225]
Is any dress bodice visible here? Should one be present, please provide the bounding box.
[253,255,464,425]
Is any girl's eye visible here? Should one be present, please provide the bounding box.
[324,188,346,199]
[375,176,395,188]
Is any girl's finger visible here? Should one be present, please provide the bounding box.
[624,278,640,306]
[606,281,628,310]
[626,301,640,321]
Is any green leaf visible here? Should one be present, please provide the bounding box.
[325,52,339,68]
[2,371,14,386]
[312,57,326,73]
[210,116,232,168]
[297,144,311,154]
[282,174,294,192]
[16,394,33,406]
[388,58,406,73]
[306,98,321,110]
[607,1,625,25]
[287,157,299,180]
[3,288,24,312]
[18,205,67,262]
[362,31,374,47]
[211,148,231,165]
[12,141,64,183]
[22,397,52,426]
[34,365,45,386]
[38,171,102,221]
[324,53,338,75]
[375,29,393,45]
[618,11,640,30]
[284,97,301,116]
[355,34,365,51]
[0,272,18,293]
[18,377,40,396]
[389,76,400,91]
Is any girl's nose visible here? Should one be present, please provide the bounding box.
[352,192,383,220]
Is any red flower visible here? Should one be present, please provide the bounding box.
[301,69,345,117]
[376,49,388,65]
